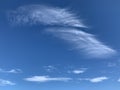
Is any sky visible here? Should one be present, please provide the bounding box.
[0,0,120,90]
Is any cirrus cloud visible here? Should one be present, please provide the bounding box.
[8,4,116,58]
[46,28,116,58]
[8,5,86,28]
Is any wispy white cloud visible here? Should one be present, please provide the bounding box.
[43,65,57,72]
[46,28,116,58]
[24,76,72,82]
[88,77,108,83]
[8,5,86,28]
[107,62,117,67]
[79,76,108,83]
[118,78,120,82]
[0,79,15,86]
[8,4,116,58]
[0,68,22,74]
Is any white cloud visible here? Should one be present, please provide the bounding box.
[43,65,57,72]
[0,79,15,86]
[80,76,108,83]
[46,28,116,58]
[24,76,72,82]
[0,68,22,74]
[72,69,85,74]
[68,68,87,74]
[8,5,86,28]
[89,77,108,83]
[8,4,116,58]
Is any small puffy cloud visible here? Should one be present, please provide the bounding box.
[72,70,85,74]
[0,68,22,74]
[79,76,108,83]
[68,68,87,74]
[0,79,15,86]
[24,76,72,82]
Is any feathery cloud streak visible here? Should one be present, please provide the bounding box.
[46,28,116,58]
[8,5,85,28]
[24,76,72,82]
[8,4,116,58]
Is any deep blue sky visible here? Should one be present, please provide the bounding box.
[0,0,120,90]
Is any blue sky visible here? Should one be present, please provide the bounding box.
[0,0,120,90]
